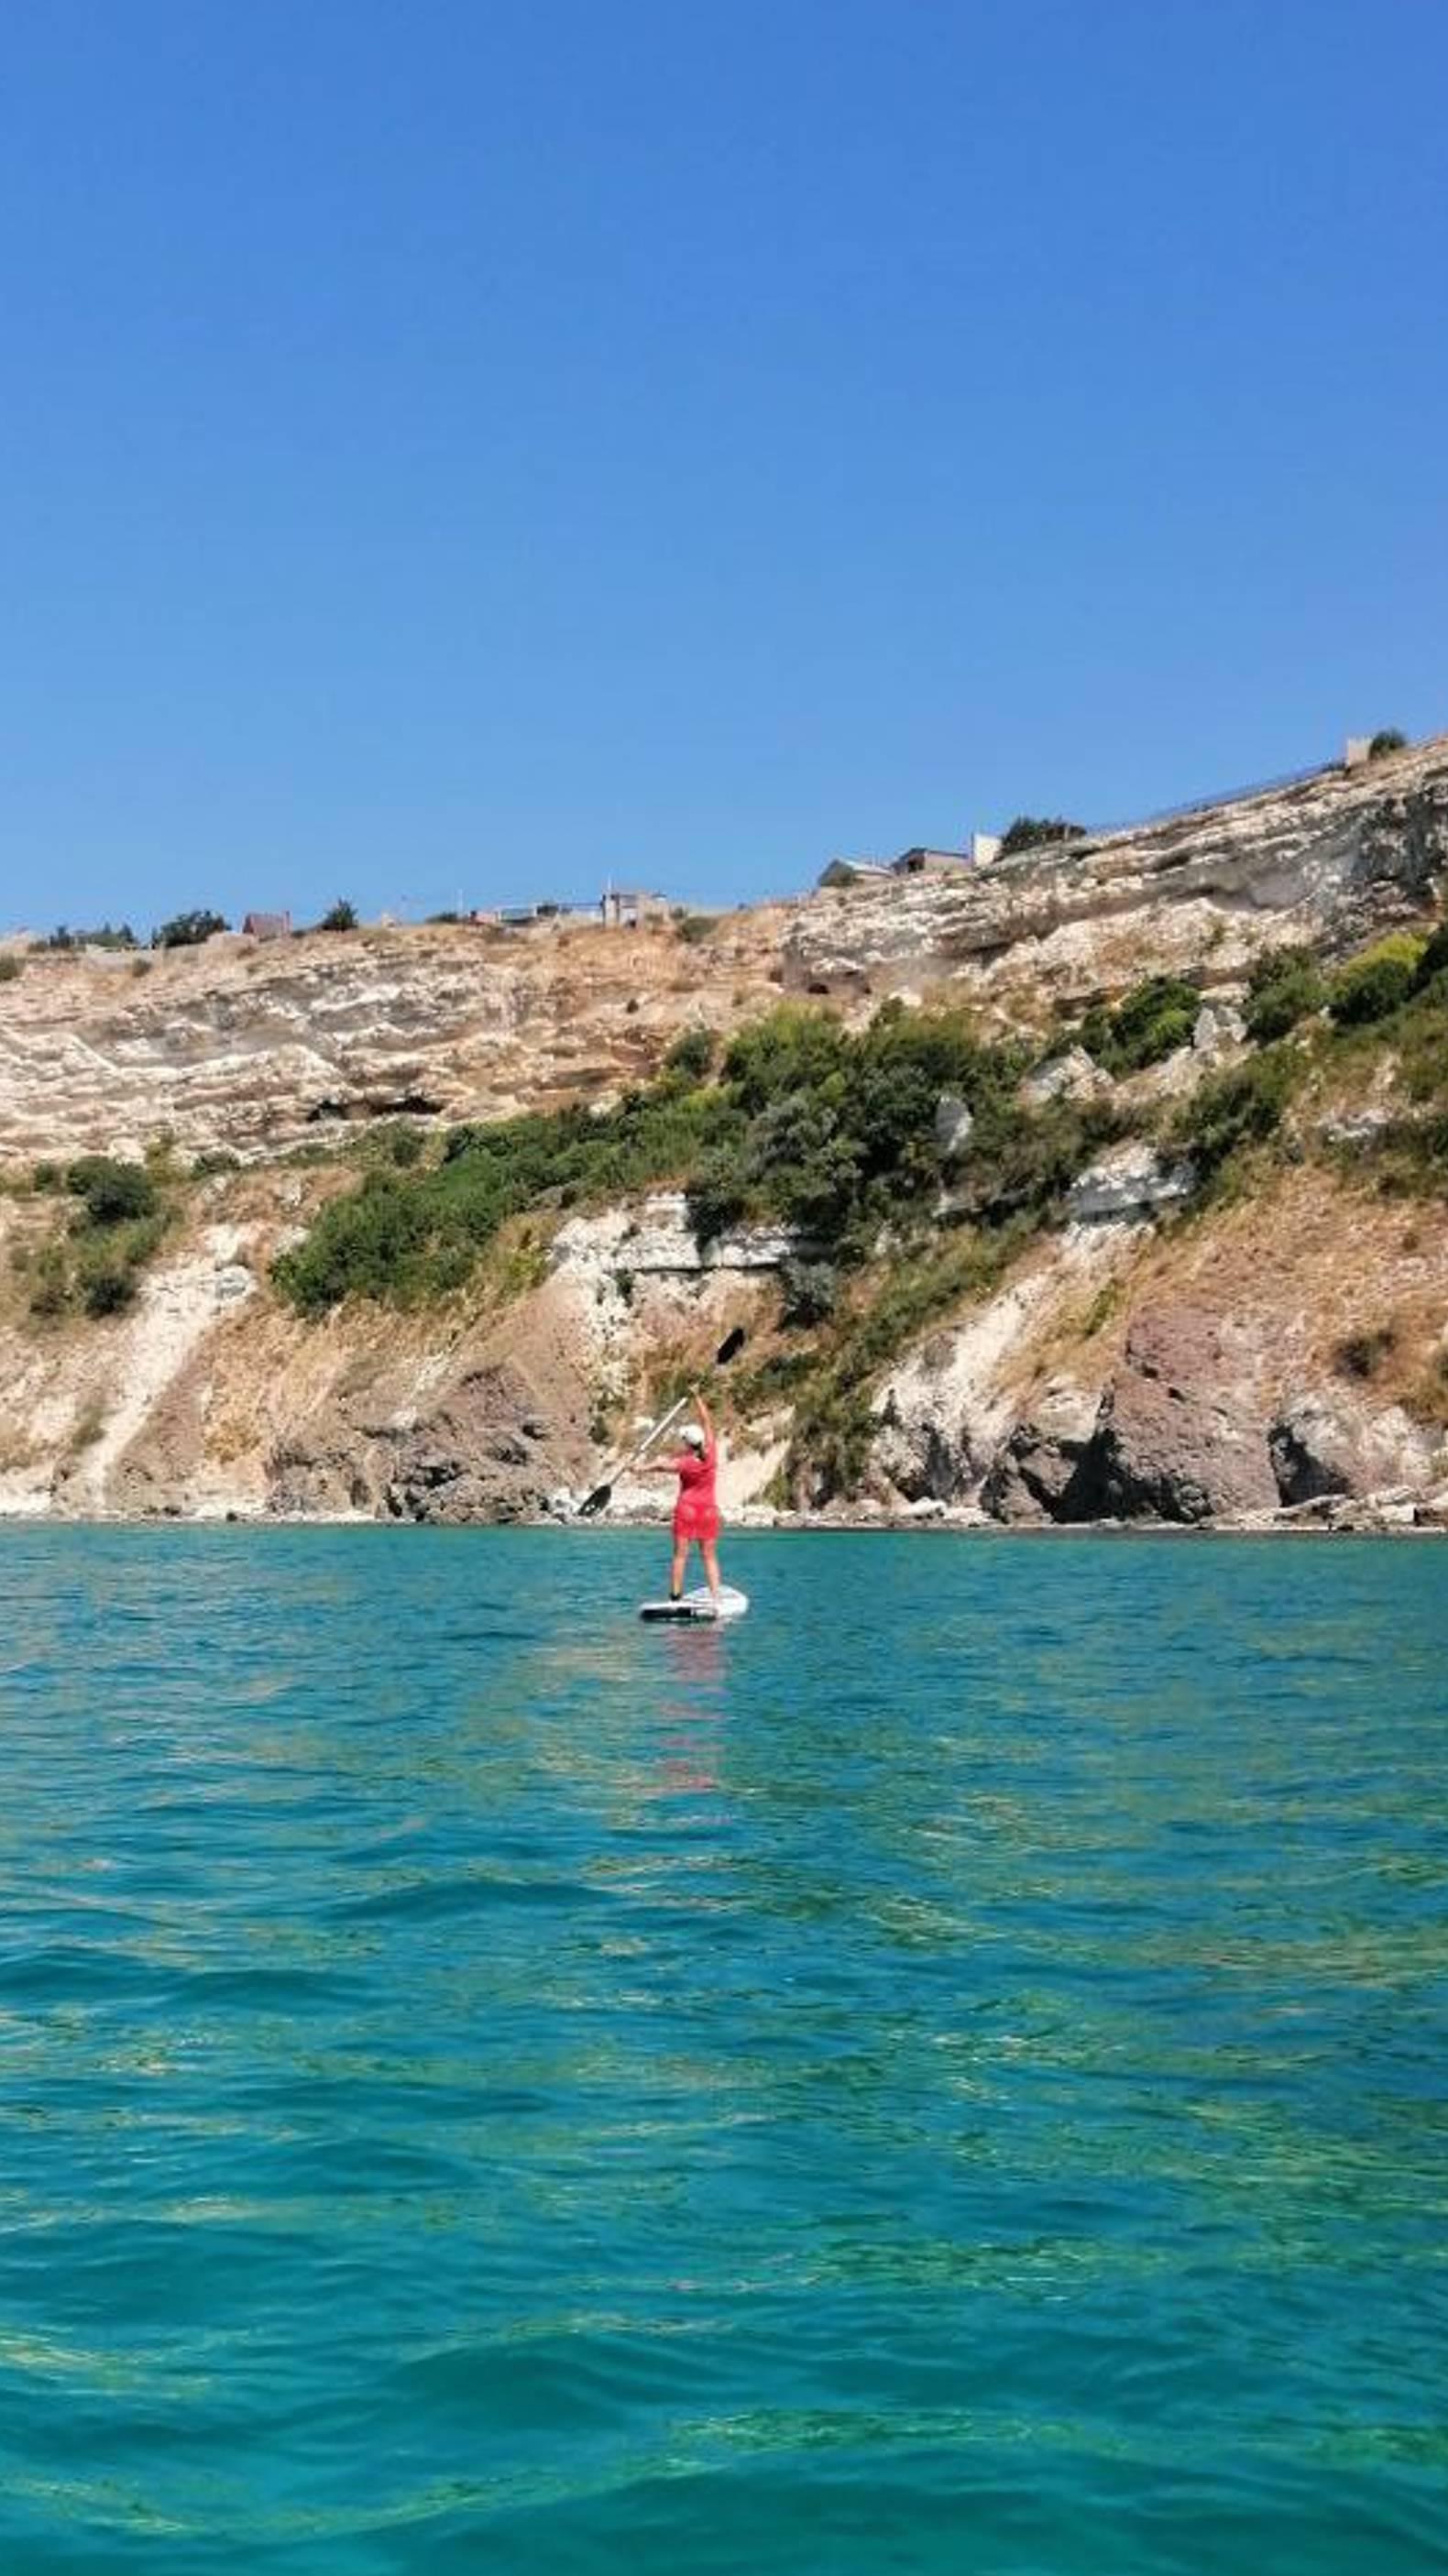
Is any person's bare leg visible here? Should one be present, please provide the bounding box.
[702,1539,722,1608]
[670,1539,687,1600]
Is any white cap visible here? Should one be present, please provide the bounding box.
[680,1423,706,1449]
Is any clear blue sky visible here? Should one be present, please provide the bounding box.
[2,0,1444,932]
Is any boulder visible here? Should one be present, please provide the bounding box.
[1065,1143,1194,1225]
[1267,1391,1436,1505]
[382,1362,558,1523]
[1020,1047,1106,1107]
[1067,1305,1278,1523]
[266,1356,569,1524]
[934,1092,975,1157]
[982,1383,1101,1524]
[1192,1001,1245,1056]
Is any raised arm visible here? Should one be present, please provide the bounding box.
[693,1391,714,1444]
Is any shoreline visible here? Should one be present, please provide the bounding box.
[4,1501,1444,1539]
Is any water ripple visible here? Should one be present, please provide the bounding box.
[0,1526,1444,2574]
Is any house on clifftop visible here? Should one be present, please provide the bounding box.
[818,836,1001,890]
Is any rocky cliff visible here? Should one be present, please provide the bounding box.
[0,909,789,1163]
[2,735,1445,1531]
[786,734,1448,1011]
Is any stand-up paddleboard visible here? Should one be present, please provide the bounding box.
[640,1584,750,1624]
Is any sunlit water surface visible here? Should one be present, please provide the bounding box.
[1,1527,1444,2575]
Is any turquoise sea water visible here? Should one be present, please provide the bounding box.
[1,1527,1445,2576]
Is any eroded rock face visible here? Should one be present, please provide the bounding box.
[1268,1390,1436,1505]
[1065,1143,1194,1225]
[980,1383,1100,1523]
[784,735,1448,1005]
[1067,1304,1279,1523]
[1020,1047,1107,1107]
[870,1231,1135,1507]
[0,915,788,1164]
[267,1357,578,1524]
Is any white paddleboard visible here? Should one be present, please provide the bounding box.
[639,1584,750,1624]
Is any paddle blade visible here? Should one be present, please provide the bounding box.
[716,1325,745,1365]
[576,1480,612,1518]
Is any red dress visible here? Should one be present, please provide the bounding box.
[671,1439,719,1542]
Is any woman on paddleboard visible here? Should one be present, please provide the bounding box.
[641,1391,723,1611]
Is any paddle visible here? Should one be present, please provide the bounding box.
[576,1325,745,1517]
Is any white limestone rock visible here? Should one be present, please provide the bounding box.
[934,1092,974,1156]
[1192,1001,1246,1055]
[1021,1047,1107,1107]
[1065,1144,1195,1224]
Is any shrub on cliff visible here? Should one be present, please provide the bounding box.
[1245,947,1326,1042]
[1411,913,1448,991]
[41,922,137,952]
[153,909,228,949]
[276,1001,1094,1313]
[1172,1046,1300,1181]
[1079,974,1201,1075]
[1368,729,1408,760]
[998,816,1087,858]
[66,1156,159,1225]
[663,1027,715,1083]
[779,1260,839,1327]
[1328,933,1426,1028]
[276,1082,740,1312]
[27,1161,170,1324]
[77,1252,143,1318]
[319,899,358,932]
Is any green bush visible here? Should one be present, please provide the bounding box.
[192,1148,241,1179]
[998,816,1087,858]
[1245,960,1324,1042]
[153,908,227,948]
[663,1027,715,1083]
[278,1079,740,1313]
[675,913,718,945]
[1172,1046,1301,1180]
[78,1255,138,1318]
[319,900,357,932]
[779,1260,839,1327]
[27,1197,169,1323]
[355,1121,427,1171]
[1411,915,1448,990]
[1368,729,1408,760]
[0,954,22,983]
[40,921,137,952]
[1245,947,1326,1041]
[1246,945,1313,998]
[1079,974,1201,1075]
[27,1244,70,1319]
[66,1156,159,1225]
[275,1001,1111,1315]
[1328,933,1426,1028]
[685,1152,751,1248]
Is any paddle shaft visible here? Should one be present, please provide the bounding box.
[577,1327,743,1517]
[620,1392,692,1477]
